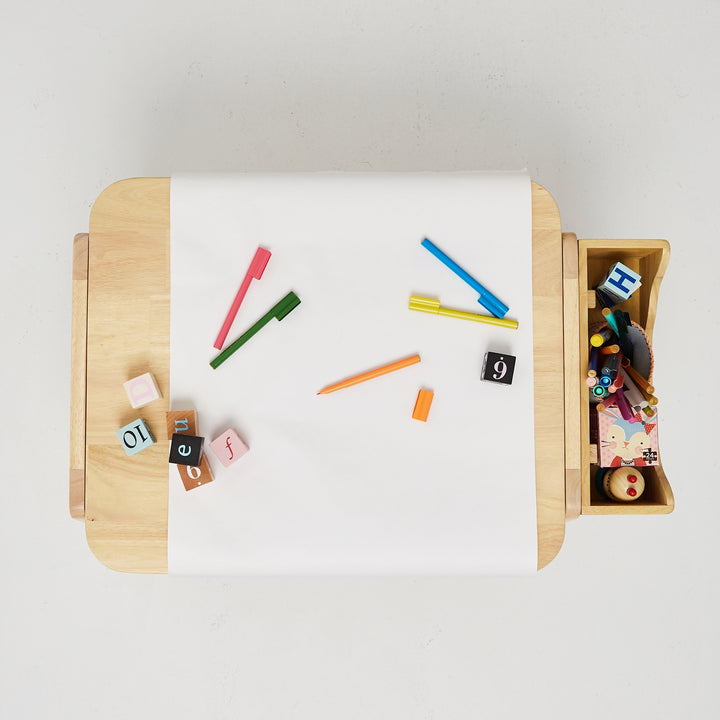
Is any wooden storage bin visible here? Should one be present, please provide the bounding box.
[575,239,674,515]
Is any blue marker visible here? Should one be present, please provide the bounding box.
[421,238,509,318]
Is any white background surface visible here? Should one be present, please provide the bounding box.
[1,1,718,718]
[169,173,537,574]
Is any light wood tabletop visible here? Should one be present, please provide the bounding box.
[71,177,567,572]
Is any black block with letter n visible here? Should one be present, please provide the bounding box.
[482,352,516,385]
[169,433,204,466]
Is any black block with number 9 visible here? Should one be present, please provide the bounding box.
[169,433,204,466]
[482,352,516,385]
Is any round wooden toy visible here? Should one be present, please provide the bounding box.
[603,467,645,502]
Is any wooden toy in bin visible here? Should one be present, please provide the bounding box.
[596,467,646,502]
[566,238,673,516]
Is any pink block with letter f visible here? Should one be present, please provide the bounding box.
[209,428,249,467]
[123,372,162,409]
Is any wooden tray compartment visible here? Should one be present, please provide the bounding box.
[577,239,674,515]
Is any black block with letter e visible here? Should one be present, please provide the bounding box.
[482,352,516,385]
[169,433,204,466]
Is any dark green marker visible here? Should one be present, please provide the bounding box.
[210,291,301,369]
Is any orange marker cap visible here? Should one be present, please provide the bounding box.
[412,389,434,422]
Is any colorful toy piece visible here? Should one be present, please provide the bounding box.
[166,410,198,438]
[116,418,155,456]
[209,428,249,467]
[596,262,642,304]
[123,372,162,409]
[169,433,204,466]
[165,410,214,490]
[481,352,516,385]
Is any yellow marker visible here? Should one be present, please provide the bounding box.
[408,296,519,329]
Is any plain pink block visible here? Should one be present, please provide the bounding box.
[123,372,162,409]
[209,428,249,467]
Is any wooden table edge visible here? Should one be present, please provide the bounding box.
[82,177,566,573]
[531,182,566,569]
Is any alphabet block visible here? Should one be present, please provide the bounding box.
[165,410,214,491]
[209,428,249,467]
[123,372,162,409]
[116,419,155,456]
[169,433,203,466]
[597,262,642,304]
[177,458,215,491]
[481,352,516,385]
[165,410,199,440]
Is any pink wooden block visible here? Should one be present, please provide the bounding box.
[123,372,162,409]
[209,428,249,467]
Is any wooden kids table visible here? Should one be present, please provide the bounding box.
[69,177,672,573]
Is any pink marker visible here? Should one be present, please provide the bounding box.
[214,247,272,349]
